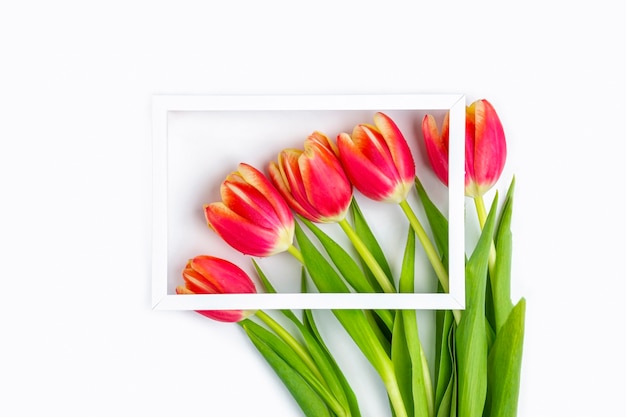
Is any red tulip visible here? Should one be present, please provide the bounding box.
[269,131,353,223]
[422,99,506,197]
[204,163,295,257]
[337,112,415,203]
[176,255,256,322]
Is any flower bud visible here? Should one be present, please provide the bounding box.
[422,99,506,197]
[176,255,256,322]
[269,131,352,223]
[337,112,415,203]
[204,163,295,257]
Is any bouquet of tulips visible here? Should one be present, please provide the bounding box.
[176,99,525,417]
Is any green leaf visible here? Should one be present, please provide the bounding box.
[303,310,363,417]
[484,271,496,343]
[400,233,434,417]
[299,218,394,332]
[294,222,402,414]
[414,177,449,264]
[392,313,414,417]
[392,310,434,416]
[415,177,457,417]
[437,376,457,417]
[253,261,361,416]
[414,177,458,417]
[295,221,388,370]
[282,306,362,417]
[398,227,416,295]
[297,319,361,417]
[294,221,350,294]
[485,298,526,417]
[436,319,457,417]
[300,217,376,294]
[392,229,415,416]
[252,259,302,324]
[492,177,516,333]
[434,310,456,417]
[456,194,499,417]
[350,198,394,290]
[241,319,335,417]
[365,310,392,355]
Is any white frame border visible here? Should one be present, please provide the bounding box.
[151,94,465,310]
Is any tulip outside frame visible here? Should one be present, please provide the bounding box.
[151,94,465,311]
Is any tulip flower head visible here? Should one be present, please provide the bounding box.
[176,255,256,322]
[204,163,295,257]
[337,112,416,204]
[269,131,353,223]
[422,99,507,197]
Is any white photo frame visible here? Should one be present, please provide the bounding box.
[151,94,465,310]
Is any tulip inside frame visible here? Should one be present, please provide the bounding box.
[152,93,467,311]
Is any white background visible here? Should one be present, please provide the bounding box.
[1,1,623,416]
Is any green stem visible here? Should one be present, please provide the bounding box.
[338,218,396,294]
[290,226,405,416]
[380,363,409,417]
[473,195,487,229]
[251,312,350,417]
[365,310,391,353]
[400,200,450,292]
[287,244,304,264]
[420,343,435,417]
[255,310,323,382]
[399,199,461,324]
[398,200,449,291]
[474,196,497,281]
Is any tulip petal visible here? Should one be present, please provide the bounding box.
[300,134,352,220]
[351,125,399,183]
[205,163,295,256]
[337,132,397,201]
[221,177,283,230]
[423,99,506,197]
[422,114,450,186]
[276,150,321,218]
[270,132,352,223]
[374,112,416,182]
[176,286,194,295]
[268,159,316,219]
[237,163,294,230]
[191,256,256,294]
[196,309,250,322]
[183,265,221,293]
[205,202,292,256]
[311,130,340,156]
[465,103,478,191]
[338,114,416,203]
[300,153,351,221]
[464,100,507,196]
[473,100,506,192]
[176,255,257,323]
